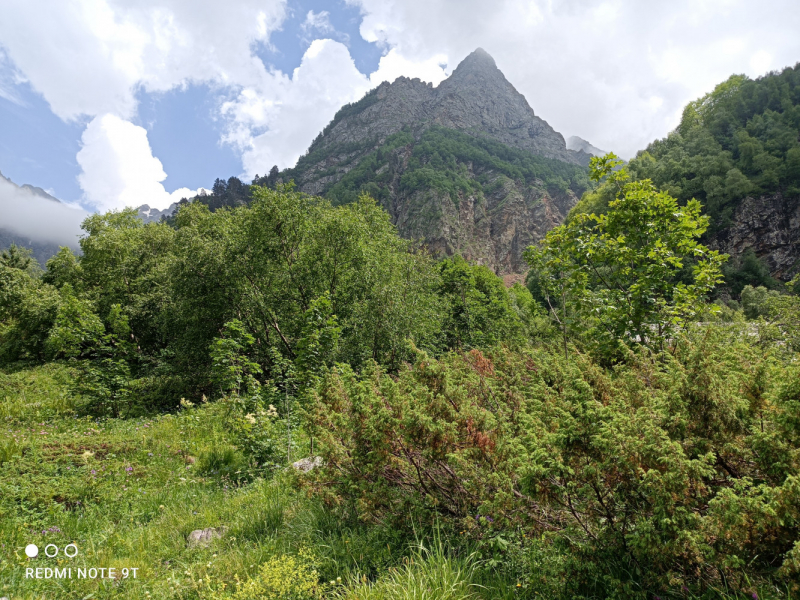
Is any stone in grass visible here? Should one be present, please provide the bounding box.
[187,526,227,548]
[291,456,323,473]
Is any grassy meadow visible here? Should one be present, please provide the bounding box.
[0,364,487,600]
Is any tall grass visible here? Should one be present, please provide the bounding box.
[335,540,479,600]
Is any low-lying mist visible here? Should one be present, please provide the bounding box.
[0,176,87,250]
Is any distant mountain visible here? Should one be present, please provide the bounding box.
[0,170,85,266]
[566,136,606,157]
[263,48,591,274]
[1,170,60,203]
[137,202,178,224]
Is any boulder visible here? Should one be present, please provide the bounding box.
[187,526,227,548]
[291,456,323,473]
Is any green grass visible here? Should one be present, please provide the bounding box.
[0,365,413,599]
[0,364,796,600]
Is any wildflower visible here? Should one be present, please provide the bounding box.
[91,470,97,475]
[752,594,758,600]
[244,413,257,424]
[148,452,153,456]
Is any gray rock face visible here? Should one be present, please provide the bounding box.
[187,526,227,548]
[306,48,585,167]
[287,48,587,275]
[710,191,800,279]
[376,144,578,274]
[137,203,177,224]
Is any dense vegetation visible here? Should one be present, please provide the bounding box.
[3,149,800,599]
[320,126,591,207]
[571,63,800,294]
[574,63,800,229]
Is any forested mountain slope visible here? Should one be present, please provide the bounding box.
[574,63,800,287]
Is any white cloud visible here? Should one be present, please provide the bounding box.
[302,10,334,35]
[77,114,205,211]
[0,0,286,210]
[369,49,449,87]
[0,0,287,121]
[223,39,372,175]
[347,0,800,158]
[750,50,774,74]
[0,176,87,248]
[0,47,26,105]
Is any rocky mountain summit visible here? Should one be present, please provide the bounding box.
[137,202,178,224]
[278,48,591,274]
[304,48,589,171]
[1,170,60,203]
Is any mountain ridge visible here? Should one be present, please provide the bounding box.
[302,48,589,172]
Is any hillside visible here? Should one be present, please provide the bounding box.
[572,63,800,288]
[5,177,800,599]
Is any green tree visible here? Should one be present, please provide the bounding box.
[525,153,727,357]
[437,255,523,350]
[47,291,134,417]
[209,319,262,398]
[1,244,40,275]
[170,188,441,379]
[0,262,61,363]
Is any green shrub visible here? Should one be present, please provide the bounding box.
[304,332,800,597]
[214,550,324,600]
[198,445,249,480]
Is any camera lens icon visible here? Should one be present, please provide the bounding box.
[25,544,38,558]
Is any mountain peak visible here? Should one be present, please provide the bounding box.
[456,47,497,71]
[305,47,586,167]
[566,136,606,157]
[445,48,505,86]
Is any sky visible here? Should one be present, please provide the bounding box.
[1,0,799,218]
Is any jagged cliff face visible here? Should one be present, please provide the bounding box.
[286,48,588,274]
[711,191,800,280]
[369,141,578,273]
